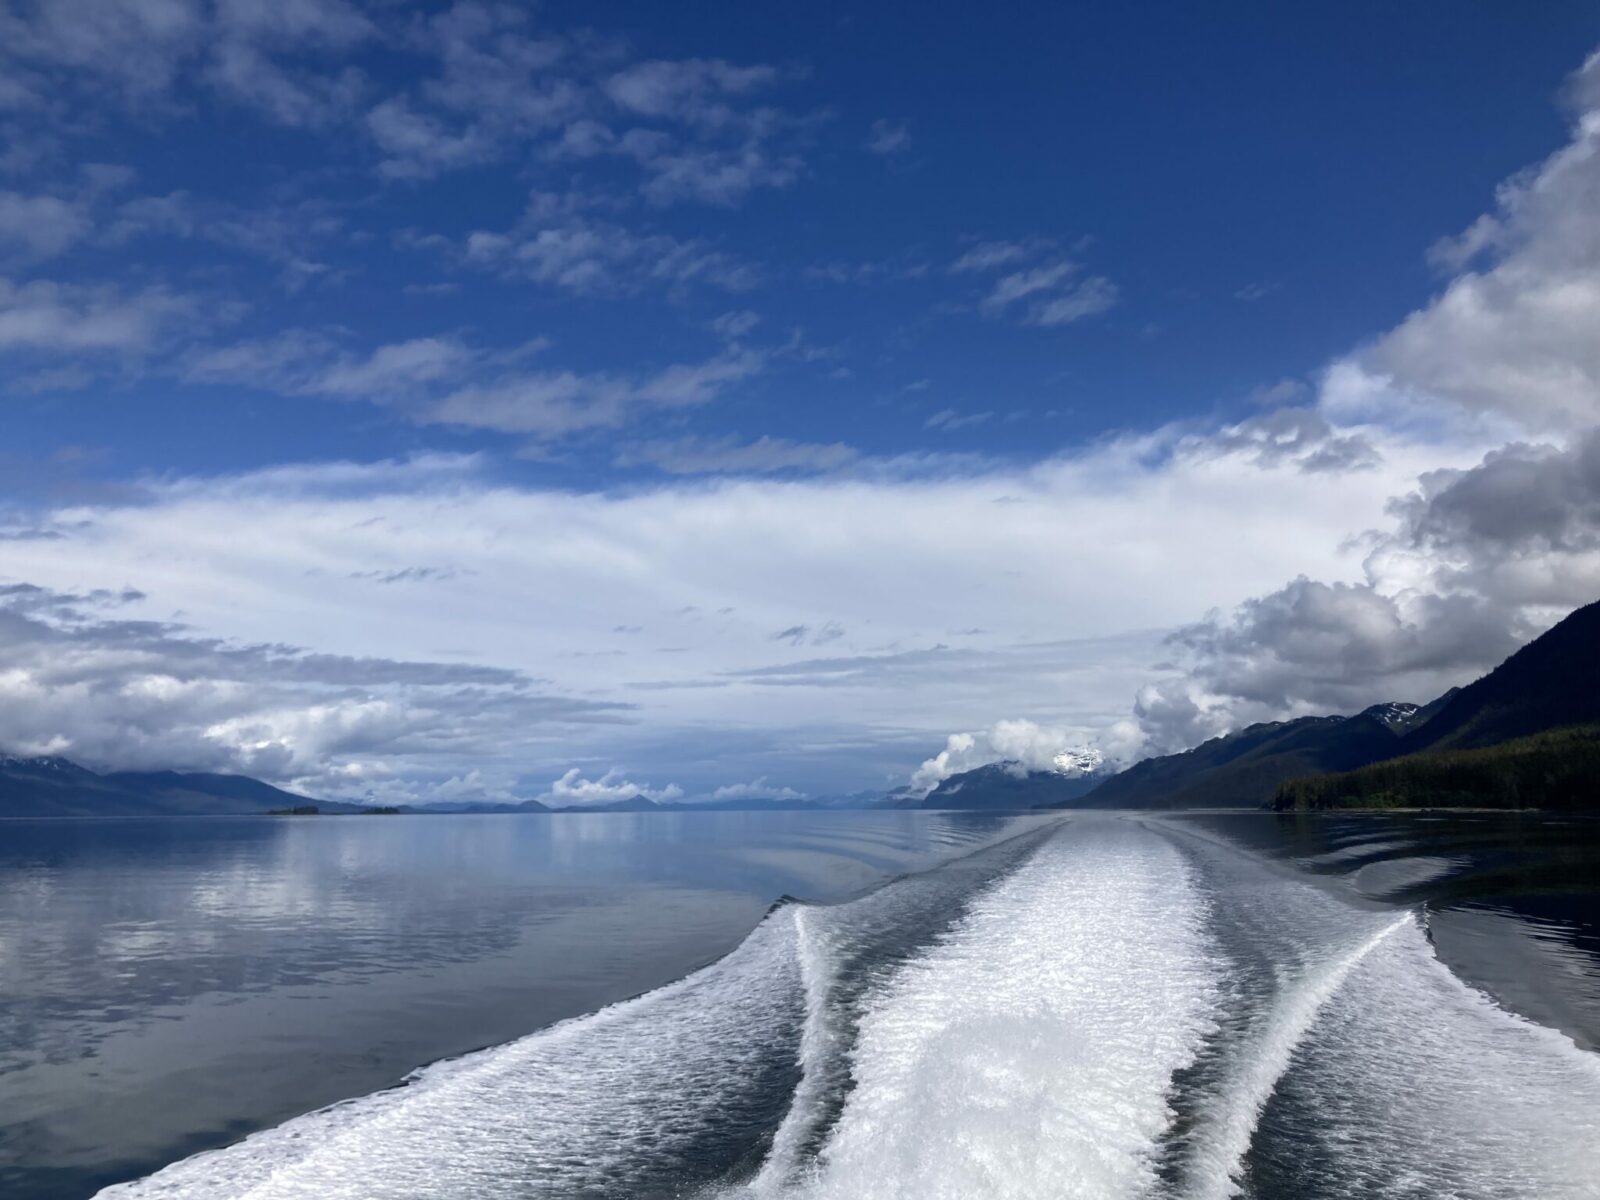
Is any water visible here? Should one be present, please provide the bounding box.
[0,811,1596,1199]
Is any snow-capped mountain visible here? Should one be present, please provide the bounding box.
[1359,702,1423,732]
[1051,746,1107,776]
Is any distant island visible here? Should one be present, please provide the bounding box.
[268,805,405,815]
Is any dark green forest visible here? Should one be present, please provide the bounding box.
[1272,725,1600,812]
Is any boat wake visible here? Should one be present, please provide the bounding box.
[100,817,1600,1200]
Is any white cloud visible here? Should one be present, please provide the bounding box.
[0,423,1462,794]
[605,58,779,122]
[540,767,683,807]
[1360,50,1600,434]
[906,718,1095,797]
[614,434,856,474]
[950,240,1039,273]
[1108,47,1600,756]
[957,241,1120,327]
[865,118,910,156]
[458,207,759,295]
[429,346,765,437]
[0,580,625,799]
[0,191,90,258]
[183,330,759,440]
[0,276,197,352]
[924,408,993,431]
[709,776,803,802]
[1030,276,1118,325]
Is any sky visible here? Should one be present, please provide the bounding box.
[3,1,1600,806]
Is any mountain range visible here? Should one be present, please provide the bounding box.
[927,596,1600,812]
[5,598,1597,818]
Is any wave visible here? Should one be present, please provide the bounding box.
[1252,917,1600,1200]
[100,824,1053,1200]
[100,815,1600,1200]
[744,821,1222,1200]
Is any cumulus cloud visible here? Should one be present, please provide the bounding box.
[0,0,373,124]
[708,776,803,802]
[1118,438,1600,756]
[906,719,1098,797]
[1096,47,1600,760]
[1355,49,1600,434]
[540,767,683,807]
[0,276,199,352]
[2,431,1425,795]
[0,580,629,798]
[0,190,91,258]
[1199,407,1381,474]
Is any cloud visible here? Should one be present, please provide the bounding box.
[366,95,498,177]
[184,330,764,440]
[710,309,761,339]
[925,408,994,432]
[605,58,779,122]
[906,718,1096,797]
[957,242,1120,327]
[1199,407,1380,474]
[770,622,845,647]
[1100,47,1600,759]
[429,346,766,437]
[0,276,198,353]
[614,434,857,475]
[0,0,373,125]
[950,241,1037,273]
[0,580,629,797]
[1356,49,1600,434]
[1234,282,1279,302]
[0,191,90,258]
[620,133,805,207]
[1030,276,1119,325]
[1,434,1428,795]
[709,776,803,802]
[540,766,683,807]
[1,0,803,203]
[457,203,759,295]
[865,118,910,156]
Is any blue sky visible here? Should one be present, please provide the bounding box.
[3,2,1600,805]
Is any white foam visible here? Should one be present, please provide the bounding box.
[1178,913,1410,1200]
[766,821,1221,1200]
[1278,919,1600,1200]
[749,907,843,1192]
[97,908,806,1199]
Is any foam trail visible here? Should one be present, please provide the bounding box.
[97,909,807,1199]
[749,908,842,1191]
[773,821,1220,1200]
[1178,913,1410,1200]
[1257,918,1600,1199]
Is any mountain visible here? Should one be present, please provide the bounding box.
[1274,724,1600,812]
[558,793,661,813]
[1273,598,1600,811]
[921,748,1111,810]
[0,755,339,818]
[1072,703,1421,810]
[1392,598,1600,755]
[919,762,1105,809]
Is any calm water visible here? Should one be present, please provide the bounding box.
[2,810,1597,1199]
[0,810,1053,1199]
